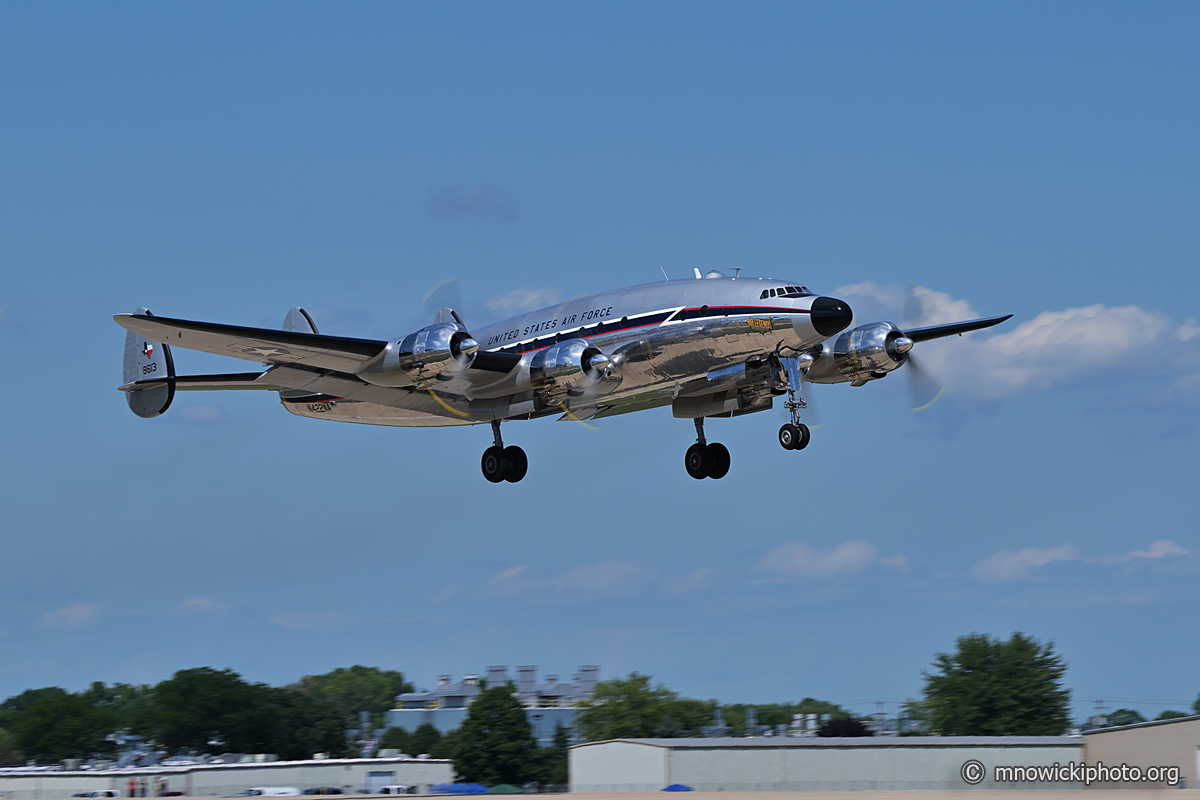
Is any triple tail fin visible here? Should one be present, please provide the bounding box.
[121,307,176,418]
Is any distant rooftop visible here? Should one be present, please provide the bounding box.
[395,665,599,710]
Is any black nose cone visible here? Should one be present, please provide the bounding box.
[810,296,853,336]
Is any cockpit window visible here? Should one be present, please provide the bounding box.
[777,285,812,297]
[760,290,769,299]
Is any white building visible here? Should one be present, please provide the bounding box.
[0,757,452,799]
[569,736,1084,792]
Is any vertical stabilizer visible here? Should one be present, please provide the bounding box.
[282,307,319,334]
[122,307,176,418]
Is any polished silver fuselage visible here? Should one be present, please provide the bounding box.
[283,275,839,427]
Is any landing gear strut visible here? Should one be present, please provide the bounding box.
[776,354,812,452]
[684,418,730,480]
[481,420,528,483]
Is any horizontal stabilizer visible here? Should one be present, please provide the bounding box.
[903,314,1013,343]
[118,373,278,392]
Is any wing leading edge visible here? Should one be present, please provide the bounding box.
[903,314,1013,343]
[114,314,389,373]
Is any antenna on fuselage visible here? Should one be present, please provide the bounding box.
[660,266,669,282]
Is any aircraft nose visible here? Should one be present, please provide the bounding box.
[810,296,853,336]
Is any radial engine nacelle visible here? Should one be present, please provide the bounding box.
[804,321,914,385]
[530,338,611,399]
[357,321,479,387]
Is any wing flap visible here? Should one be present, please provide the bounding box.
[114,314,387,372]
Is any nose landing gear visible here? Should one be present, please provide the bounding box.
[481,420,527,483]
[684,418,731,480]
[776,354,812,452]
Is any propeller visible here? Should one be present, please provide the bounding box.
[901,283,945,413]
[418,277,607,431]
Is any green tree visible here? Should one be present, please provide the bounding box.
[1193,693,1199,715]
[0,726,24,765]
[84,683,155,736]
[289,666,413,729]
[148,668,282,753]
[1155,710,1188,721]
[428,728,458,761]
[1107,708,1145,727]
[272,688,352,760]
[0,688,68,730]
[921,632,1070,736]
[13,693,119,762]
[539,721,571,786]
[898,698,931,735]
[574,673,680,741]
[378,727,411,754]
[407,722,443,757]
[453,685,537,785]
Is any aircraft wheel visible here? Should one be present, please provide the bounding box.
[481,446,512,483]
[684,442,712,480]
[778,424,800,450]
[503,446,528,483]
[794,423,811,451]
[706,443,730,479]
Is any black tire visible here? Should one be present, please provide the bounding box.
[684,442,712,480]
[778,424,799,450]
[481,445,512,483]
[794,423,811,450]
[707,443,730,479]
[503,445,528,483]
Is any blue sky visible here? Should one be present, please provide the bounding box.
[2,2,1197,724]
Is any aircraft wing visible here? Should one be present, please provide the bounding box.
[114,313,388,373]
[903,314,1013,343]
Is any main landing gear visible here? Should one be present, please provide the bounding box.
[777,353,811,452]
[481,420,528,483]
[685,418,730,480]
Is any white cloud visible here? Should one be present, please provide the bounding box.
[1116,539,1191,562]
[973,545,1079,582]
[832,283,1200,416]
[834,281,979,328]
[484,287,563,316]
[39,602,102,628]
[755,540,903,578]
[485,560,657,598]
[663,568,716,594]
[181,596,226,612]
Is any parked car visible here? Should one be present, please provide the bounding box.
[243,789,301,797]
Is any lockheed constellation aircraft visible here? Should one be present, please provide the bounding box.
[115,271,1010,483]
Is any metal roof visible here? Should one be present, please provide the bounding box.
[572,735,1082,749]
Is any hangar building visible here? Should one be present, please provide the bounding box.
[0,757,452,799]
[569,736,1083,792]
[1082,714,1200,789]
